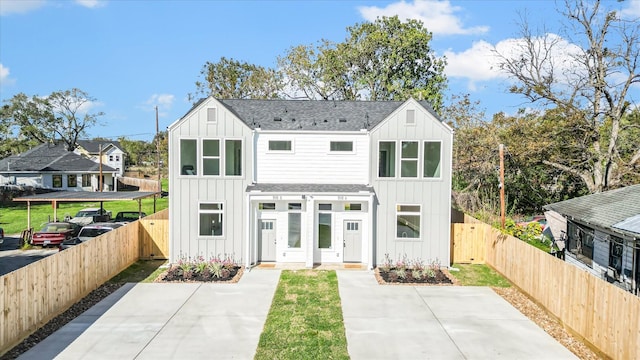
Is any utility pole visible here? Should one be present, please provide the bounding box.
[499,144,505,230]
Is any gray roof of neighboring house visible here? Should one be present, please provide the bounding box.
[0,142,116,173]
[193,98,441,131]
[246,183,374,194]
[544,184,640,233]
[613,215,640,235]
[76,140,123,153]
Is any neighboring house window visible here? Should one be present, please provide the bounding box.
[397,204,420,239]
[406,109,415,125]
[225,140,242,176]
[378,141,396,177]
[567,222,594,265]
[82,174,91,187]
[52,175,62,188]
[344,203,362,211]
[199,203,223,236]
[207,107,217,123]
[115,155,120,161]
[269,140,292,152]
[423,141,442,178]
[288,203,302,248]
[180,139,197,175]
[109,155,114,162]
[609,237,623,274]
[400,141,419,177]
[259,203,276,210]
[202,139,220,176]
[68,174,77,187]
[329,141,353,152]
[318,204,332,249]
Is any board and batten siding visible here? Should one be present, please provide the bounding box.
[255,132,368,184]
[168,98,253,264]
[369,99,453,266]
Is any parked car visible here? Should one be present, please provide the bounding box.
[68,207,112,226]
[112,211,147,223]
[58,237,83,251]
[77,222,124,242]
[0,226,4,245]
[31,222,81,247]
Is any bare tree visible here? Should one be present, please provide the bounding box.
[495,0,639,193]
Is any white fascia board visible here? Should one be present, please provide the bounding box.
[254,129,367,135]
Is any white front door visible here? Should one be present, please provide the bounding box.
[343,220,362,262]
[258,219,276,262]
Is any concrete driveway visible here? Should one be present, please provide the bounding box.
[18,269,577,359]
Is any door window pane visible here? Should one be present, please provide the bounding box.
[378,141,396,177]
[423,141,441,178]
[318,213,332,249]
[181,139,197,175]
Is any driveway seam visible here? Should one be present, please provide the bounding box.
[133,283,203,359]
[413,286,468,360]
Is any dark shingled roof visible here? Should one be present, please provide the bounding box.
[187,98,440,131]
[0,142,116,173]
[76,140,123,153]
[544,184,640,233]
[246,183,374,194]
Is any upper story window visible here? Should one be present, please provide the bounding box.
[180,139,197,175]
[202,139,220,176]
[400,141,419,178]
[225,140,242,176]
[115,155,120,162]
[109,155,114,161]
[423,141,442,178]
[378,141,396,178]
[329,141,353,152]
[269,140,292,152]
[207,107,217,123]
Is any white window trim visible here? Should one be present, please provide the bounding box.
[267,139,294,153]
[396,204,421,240]
[423,140,443,180]
[400,140,420,178]
[224,138,244,178]
[198,201,224,238]
[328,140,355,154]
[179,137,199,178]
[201,138,221,177]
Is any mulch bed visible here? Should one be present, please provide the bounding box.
[374,267,458,285]
[154,266,244,283]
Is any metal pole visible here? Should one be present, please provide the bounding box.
[155,106,160,213]
[499,144,505,230]
[99,144,103,192]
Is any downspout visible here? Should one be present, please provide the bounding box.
[368,193,374,270]
[245,193,253,270]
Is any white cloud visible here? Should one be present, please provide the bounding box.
[74,0,106,9]
[141,94,175,117]
[0,63,9,82]
[619,0,640,19]
[0,0,45,15]
[444,34,584,91]
[358,0,488,36]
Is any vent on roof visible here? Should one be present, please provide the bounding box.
[338,118,347,123]
[274,117,282,121]
[291,118,296,122]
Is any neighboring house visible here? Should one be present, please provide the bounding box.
[544,184,640,295]
[168,97,453,269]
[75,140,126,176]
[0,141,118,191]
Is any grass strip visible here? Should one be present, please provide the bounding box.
[255,270,349,360]
[451,263,511,287]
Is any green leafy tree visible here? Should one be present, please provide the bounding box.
[495,0,639,193]
[0,88,103,154]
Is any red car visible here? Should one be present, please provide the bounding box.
[31,222,81,247]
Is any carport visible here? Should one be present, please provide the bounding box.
[13,191,159,230]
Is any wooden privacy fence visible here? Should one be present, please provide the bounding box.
[0,209,169,355]
[452,222,640,360]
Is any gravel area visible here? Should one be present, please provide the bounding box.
[1,278,603,359]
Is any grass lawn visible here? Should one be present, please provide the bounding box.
[255,270,349,360]
[0,197,168,235]
[450,263,511,287]
[109,259,167,283]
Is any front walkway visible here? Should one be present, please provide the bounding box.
[19,269,577,359]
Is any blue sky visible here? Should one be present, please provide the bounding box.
[1,0,638,141]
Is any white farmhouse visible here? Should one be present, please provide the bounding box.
[168,98,453,268]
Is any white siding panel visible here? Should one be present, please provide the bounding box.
[256,133,368,184]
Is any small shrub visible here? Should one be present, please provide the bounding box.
[411,269,422,279]
[394,268,407,279]
[380,253,392,273]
